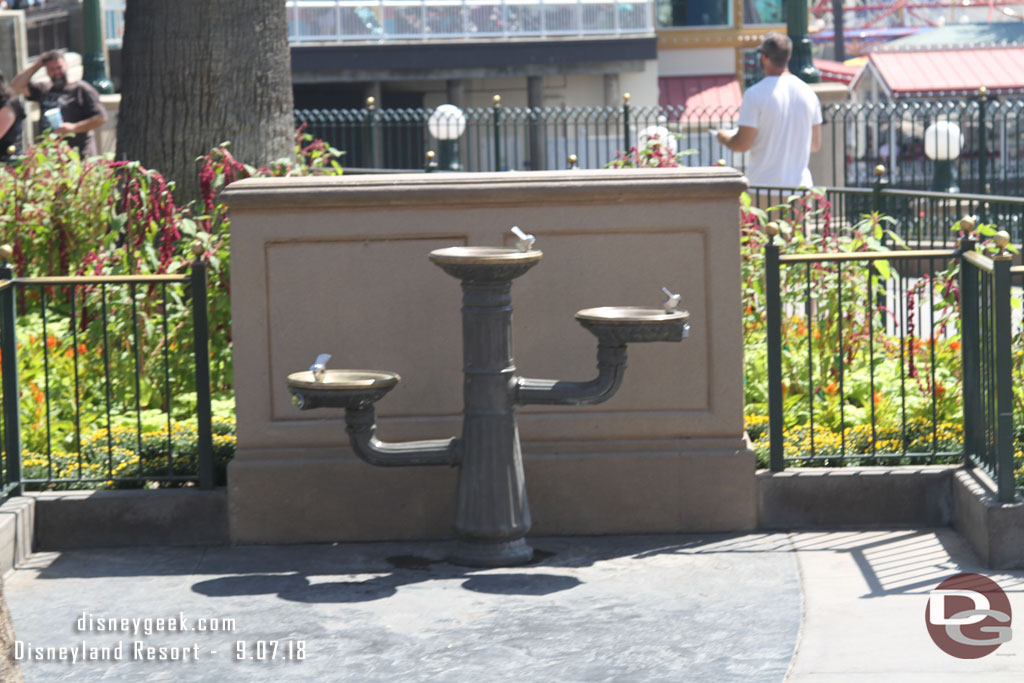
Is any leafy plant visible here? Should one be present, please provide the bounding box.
[605,131,696,168]
[0,130,343,484]
[742,189,964,457]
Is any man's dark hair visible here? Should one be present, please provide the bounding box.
[40,49,65,64]
[759,32,792,69]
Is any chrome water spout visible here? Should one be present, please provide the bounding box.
[510,226,535,252]
[661,287,681,313]
[310,354,331,383]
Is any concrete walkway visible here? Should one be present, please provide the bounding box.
[3,529,1022,682]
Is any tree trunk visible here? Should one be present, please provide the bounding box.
[0,580,22,683]
[117,0,294,201]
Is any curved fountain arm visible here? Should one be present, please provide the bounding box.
[515,343,628,406]
[345,407,460,467]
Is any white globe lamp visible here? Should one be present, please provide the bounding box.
[924,120,963,192]
[428,104,467,171]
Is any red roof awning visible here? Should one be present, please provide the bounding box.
[658,75,742,111]
[866,48,1024,96]
[813,58,860,84]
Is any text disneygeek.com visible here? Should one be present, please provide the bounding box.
[15,612,307,663]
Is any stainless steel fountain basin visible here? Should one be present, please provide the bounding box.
[429,246,543,281]
[287,369,400,410]
[575,306,691,344]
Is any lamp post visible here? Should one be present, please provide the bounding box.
[82,0,114,94]
[428,104,467,172]
[924,120,963,193]
[786,0,820,83]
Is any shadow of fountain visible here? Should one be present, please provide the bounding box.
[190,555,584,604]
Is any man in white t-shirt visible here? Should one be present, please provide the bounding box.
[716,33,822,188]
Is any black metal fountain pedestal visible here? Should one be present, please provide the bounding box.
[288,243,689,567]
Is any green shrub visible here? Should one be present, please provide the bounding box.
[1,130,340,487]
[23,416,236,490]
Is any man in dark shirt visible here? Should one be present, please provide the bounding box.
[11,50,107,157]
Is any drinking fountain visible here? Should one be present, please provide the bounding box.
[287,228,689,567]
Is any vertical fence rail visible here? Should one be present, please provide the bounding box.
[992,252,1015,502]
[959,238,981,465]
[0,257,21,497]
[190,256,215,491]
[764,228,784,472]
[493,96,502,172]
[978,89,989,196]
[622,94,631,157]
[366,98,379,170]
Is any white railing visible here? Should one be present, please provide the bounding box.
[286,0,654,41]
[102,0,652,48]
[104,0,126,48]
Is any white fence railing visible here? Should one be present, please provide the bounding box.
[102,0,653,48]
[104,0,126,48]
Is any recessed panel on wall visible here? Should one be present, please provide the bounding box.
[267,236,465,421]
[512,229,708,416]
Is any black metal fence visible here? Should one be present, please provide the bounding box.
[0,257,215,495]
[298,94,1024,197]
[823,95,1024,195]
[760,228,1020,502]
[295,101,743,172]
[960,241,1018,502]
[25,5,72,58]
[748,182,1024,248]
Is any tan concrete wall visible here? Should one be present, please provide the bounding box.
[223,168,756,543]
[436,67,658,109]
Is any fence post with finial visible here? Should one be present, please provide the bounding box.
[977,86,989,197]
[622,92,631,154]
[871,164,887,216]
[492,94,502,171]
[959,226,980,470]
[365,96,379,169]
[992,230,1015,502]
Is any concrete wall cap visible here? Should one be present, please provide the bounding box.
[810,82,852,103]
[757,465,959,478]
[221,167,748,210]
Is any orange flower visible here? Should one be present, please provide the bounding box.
[46,335,57,348]
[949,341,961,352]
[873,390,882,406]
[78,343,87,355]
[826,381,838,395]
